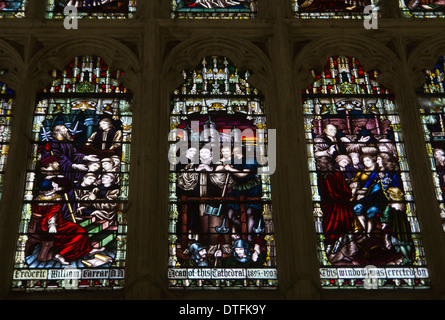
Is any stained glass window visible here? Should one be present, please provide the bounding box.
[400,1,445,18]
[168,56,277,289]
[46,0,136,19]
[0,0,27,18]
[418,56,445,231]
[303,56,430,289]
[172,0,257,19]
[12,55,132,291]
[0,72,14,199]
[292,0,379,19]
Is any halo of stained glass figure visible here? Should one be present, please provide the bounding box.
[418,56,445,231]
[168,56,277,289]
[303,56,430,289]
[46,0,136,19]
[292,0,379,19]
[172,0,257,19]
[12,55,132,291]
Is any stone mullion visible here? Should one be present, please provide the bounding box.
[0,76,37,299]
[393,74,445,299]
[269,6,322,298]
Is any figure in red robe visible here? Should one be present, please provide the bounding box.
[317,157,356,248]
[32,178,103,264]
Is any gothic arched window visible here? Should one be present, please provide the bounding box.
[172,0,257,19]
[0,0,27,18]
[302,55,430,289]
[292,0,379,19]
[0,73,14,199]
[12,55,132,291]
[168,56,277,289]
[400,1,445,18]
[418,56,445,231]
[46,0,137,19]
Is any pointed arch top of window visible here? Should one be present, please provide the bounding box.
[172,0,257,19]
[0,0,27,18]
[39,55,132,98]
[293,0,379,19]
[400,1,445,19]
[173,56,263,96]
[303,56,393,98]
[46,0,137,19]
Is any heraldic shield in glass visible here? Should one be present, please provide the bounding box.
[168,56,277,289]
[12,55,132,291]
[46,0,136,19]
[292,0,379,19]
[0,73,14,199]
[400,0,445,18]
[418,56,445,232]
[172,0,257,19]
[0,0,27,18]
[303,56,430,289]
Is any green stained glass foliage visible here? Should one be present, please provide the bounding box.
[0,0,27,18]
[0,73,14,199]
[418,56,445,231]
[11,56,132,292]
[168,56,277,289]
[172,0,257,19]
[293,0,379,19]
[46,0,136,19]
[400,1,445,18]
[303,56,430,289]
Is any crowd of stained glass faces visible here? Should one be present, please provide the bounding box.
[303,56,430,289]
[11,56,132,291]
[1,1,445,19]
[168,56,277,289]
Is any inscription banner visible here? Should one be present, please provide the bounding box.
[168,268,278,280]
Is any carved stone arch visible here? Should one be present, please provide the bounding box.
[161,34,273,97]
[407,34,445,91]
[293,34,403,94]
[0,39,25,91]
[28,35,140,95]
